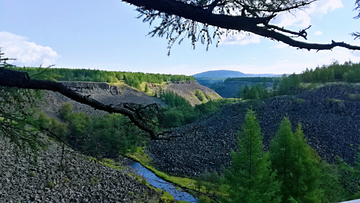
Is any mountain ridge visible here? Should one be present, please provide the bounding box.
[193,70,280,78]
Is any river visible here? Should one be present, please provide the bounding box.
[127,161,199,203]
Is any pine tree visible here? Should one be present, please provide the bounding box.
[223,110,281,203]
[270,118,322,203]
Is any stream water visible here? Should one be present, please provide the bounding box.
[127,161,199,203]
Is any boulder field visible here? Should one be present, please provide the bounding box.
[0,136,163,202]
[148,84,360,176]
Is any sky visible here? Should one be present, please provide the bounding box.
[1,0,360,76]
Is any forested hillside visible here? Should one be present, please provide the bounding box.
[8,67,195,88]
[211,77,279,98]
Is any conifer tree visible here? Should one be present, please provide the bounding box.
[223,110,280,203]
[292,124,322,203]
[270,118,322,203]
[270,117,295,202]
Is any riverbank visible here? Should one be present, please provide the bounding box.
[126,147,218,203]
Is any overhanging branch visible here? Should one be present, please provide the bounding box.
[123,0,360,51]
[0,68,173,139]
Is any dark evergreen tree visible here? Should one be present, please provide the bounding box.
[270,118,322,203]
[223,110,280,203]
[292,124,322,203]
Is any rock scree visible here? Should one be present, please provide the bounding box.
[0,136,163,202]
[148,84,360,176]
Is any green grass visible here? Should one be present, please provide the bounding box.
[126,147,201,191]
[161,191,175,202]
[327,98,343,103]
[348,94,360,100]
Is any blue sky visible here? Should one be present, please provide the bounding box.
[1,0,360,75]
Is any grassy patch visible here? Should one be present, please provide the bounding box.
[161,191,175,202]
[295,99,306,103]
[327,98,343,103]
[300,83,324,89]
[127,147,199,191]
[108,81,126,86]
[348,94,360,100]
[194,89,208,103]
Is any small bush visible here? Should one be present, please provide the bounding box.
[47,182,54,188]
[91,177,99,186]
[199,195,213,203]
[29,171,36,177]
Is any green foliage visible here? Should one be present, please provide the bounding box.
[331,149,360,200]
[223,110,280,203]
[47,181,55,188]
[160,191,175,202]
[270,118,322,203]
[0,86,47,160]
[225,77,278,83]
[348,94,360,100]
[194,89,207,102]
[198,195,213,203]
[59,103,146,158]
[195,169,223,194]
[159,91,190,108]
[277,73,301,95]
[275,61,360,96]
[319,161,351,202]
[8,66,195,88]
[29,171,36,177]
[240,84,270,100]
[160,97,240,128]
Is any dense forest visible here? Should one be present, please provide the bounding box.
[235,61,360,100]
[8,66,195,88]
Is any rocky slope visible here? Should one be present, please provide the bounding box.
[41,81,165,118]
[149,81,222,106]
[0,135,163,202]
[147,84,360,176]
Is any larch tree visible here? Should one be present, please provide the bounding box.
[292,124,322,203]
[223,109,280,203]
[270,118,322,203]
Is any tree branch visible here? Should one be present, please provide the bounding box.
[122,0,360,51]
[0,68,172,139]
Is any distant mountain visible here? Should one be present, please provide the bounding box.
[193,70,246,78]
[193,70,280,78]
[193,70,281,98]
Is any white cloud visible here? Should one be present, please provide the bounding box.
[0,32,59,66]
[270,0,343,27]
[315,49,360,65]
[220,32,260,45]
[271,43,288,49]
[314,31,323,35]
[217,0,342,46]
